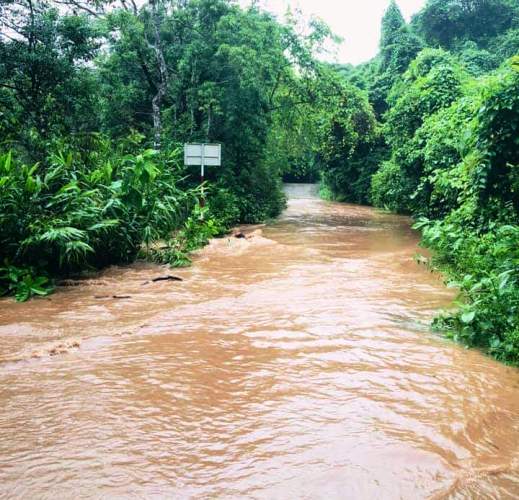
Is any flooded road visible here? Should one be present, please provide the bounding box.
[1,183,519,499]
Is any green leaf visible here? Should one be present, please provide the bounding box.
[461,311,476,324]
[15,289,31,302]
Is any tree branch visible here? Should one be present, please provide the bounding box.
[52,0,104,18]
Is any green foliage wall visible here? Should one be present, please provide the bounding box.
[374,54,519,364]
[319,84,382,204]
[372,49,468,213]
[0,139,200,299]
[371,1,423,116]
[330,0,519,364]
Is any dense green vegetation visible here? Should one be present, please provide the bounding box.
[325,0,519,365]
[0,0,341,299]
[1,0,518,365]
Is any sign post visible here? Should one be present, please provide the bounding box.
[184,143,221,211]
[200,144,205,207]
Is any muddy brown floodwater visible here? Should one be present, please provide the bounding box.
[1,184,519,499]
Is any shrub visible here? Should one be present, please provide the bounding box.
[0,139,200,299]
[370,161,414,212]
[0,263,54,302]
[207,186,241,231]
[420,221,519,364]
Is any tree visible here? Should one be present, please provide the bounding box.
[412,0,518,49]
[98,0,338,221]
[318,76,381,204]
[380,0,406,50]
[371,49,468,213]
[367,1,422,116]
[0,1,101,159]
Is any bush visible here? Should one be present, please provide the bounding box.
[145,204,223,268]
[207,186,241,231]
[234,165,286,223]
[0,263,54,302]
[370,161,413,212]
[420,221,519,364]
[457,42,500,76]
[0,139,202,299]
[0,144,196,271]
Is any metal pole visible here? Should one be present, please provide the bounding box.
[200,144,205,211]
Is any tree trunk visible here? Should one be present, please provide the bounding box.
[150,0,168,150]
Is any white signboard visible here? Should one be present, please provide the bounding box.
[184,143,221,166]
